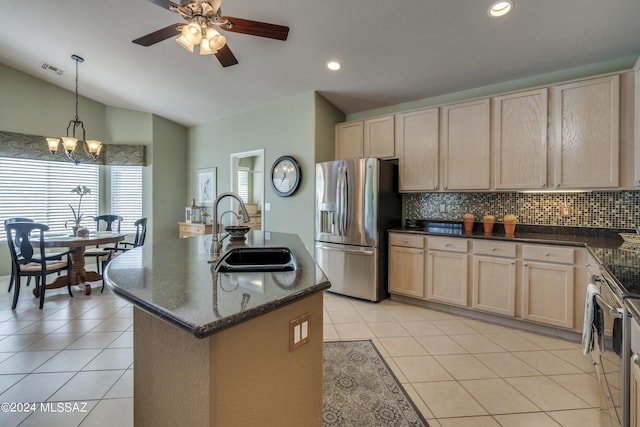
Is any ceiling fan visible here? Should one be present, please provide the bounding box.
[132,0,289,67]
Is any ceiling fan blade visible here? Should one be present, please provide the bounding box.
[215,44,238,67]
[146,0,183,11]
[132,24,182,46]
[220,16,289,40]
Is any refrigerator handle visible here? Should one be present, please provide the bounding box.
[336,167,343,236]
[338,166,348,237]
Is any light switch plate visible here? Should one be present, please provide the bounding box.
[560,205,572,218]
[289,313,310,352]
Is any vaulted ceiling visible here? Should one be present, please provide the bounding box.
[1,0,639,127]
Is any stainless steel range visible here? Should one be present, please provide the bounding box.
[590,265,640,427]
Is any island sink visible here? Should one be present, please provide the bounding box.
[214,247,297,272]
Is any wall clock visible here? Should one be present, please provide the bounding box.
[271,156,301,197]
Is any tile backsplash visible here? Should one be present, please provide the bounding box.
[405,191,640,229]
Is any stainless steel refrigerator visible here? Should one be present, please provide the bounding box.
[315,158,401,302]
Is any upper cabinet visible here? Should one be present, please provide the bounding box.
[396,108,439,191]
[364,115,395,159]
[335,121,364,160]
[335,115,396,160]
[441,98,491,190]
[492,89,548,190]
[550,75,620,189]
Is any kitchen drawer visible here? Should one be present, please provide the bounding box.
[428,236,468,253]
[522,244,575,264]
[473,240,516,258]
[389,233,424,249]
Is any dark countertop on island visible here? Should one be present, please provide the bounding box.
[103,231,330,338]
[391,220,640,295]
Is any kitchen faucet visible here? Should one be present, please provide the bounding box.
[209,192,251,259]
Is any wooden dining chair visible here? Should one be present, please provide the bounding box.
[84,215,123,274]
[4,217,67,293]
[100,217,147,293]
[5,222,72,309]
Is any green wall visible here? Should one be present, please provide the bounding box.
[188,92,342,250]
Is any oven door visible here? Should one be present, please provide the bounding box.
[592,278,624,427]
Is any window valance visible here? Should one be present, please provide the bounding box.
[0,130,145,166]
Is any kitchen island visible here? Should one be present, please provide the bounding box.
[104,231,330,427]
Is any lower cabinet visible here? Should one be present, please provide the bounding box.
[426,237,469,307]
[522,245,575,329]
[388,233,586,333]
[388,233,425,298]
[472,241,517,317]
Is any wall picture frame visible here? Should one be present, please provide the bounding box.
[185,207,192,223]
[197,167,217,206]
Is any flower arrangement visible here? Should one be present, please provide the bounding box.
[482,214,495,234]
[463,213,475,220]
[482,214,495,222]
[66,185,91,229]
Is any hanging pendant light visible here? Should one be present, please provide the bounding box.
[46,54,102,166]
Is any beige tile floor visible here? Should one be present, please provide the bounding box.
[0,275,602,426]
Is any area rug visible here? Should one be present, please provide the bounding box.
[323,340,429,427]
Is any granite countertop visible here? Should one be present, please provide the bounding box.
[103,231,330,338]
[391,220,640,294]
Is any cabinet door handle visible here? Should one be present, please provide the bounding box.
[544,252,550,256]
[403,239,408,243]
[524,263,529,267]
[633,354,640,365]
[491,247,497,251]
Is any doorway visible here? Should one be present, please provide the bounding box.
[230,149,265,230]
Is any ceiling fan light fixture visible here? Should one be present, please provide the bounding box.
[199,27,226,54]
[182,22,203,45]
[488,0,513,17]
[176,34,195,52]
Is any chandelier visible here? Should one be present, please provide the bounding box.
[175,1,227,54]
[46,54,102,166]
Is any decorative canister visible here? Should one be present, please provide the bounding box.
[503,214,518,236]
[482,215,495,234]
[463,213,475,233]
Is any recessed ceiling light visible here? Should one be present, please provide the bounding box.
[327,61,341,71]
[488,0,513,17]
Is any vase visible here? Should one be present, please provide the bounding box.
[482,220,494,234]
[504,221,516,236]
[71,225,80,236]
[463,219,474,233]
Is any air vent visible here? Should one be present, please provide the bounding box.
[39,62,63,76]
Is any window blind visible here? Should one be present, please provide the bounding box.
[237,168,249,203]
[0,157,99,236]
[111,166,143,233]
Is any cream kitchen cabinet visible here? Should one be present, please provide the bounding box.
[551,74,620,189]
[388,233,425,298]
[364,115,395,159]
[492,88,548,190]
[441,98,491,190]
[522,245,575,329]
[426,236,469,306]
[335,121,364,160]
[396,108,439,191]
[472,240,517,317]
[335,116,395,160]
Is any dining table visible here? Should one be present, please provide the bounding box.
[37,231,125,296]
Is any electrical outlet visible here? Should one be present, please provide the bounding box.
[439,204,446,213]
[289,313,310,352]
[560,205,572,218]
